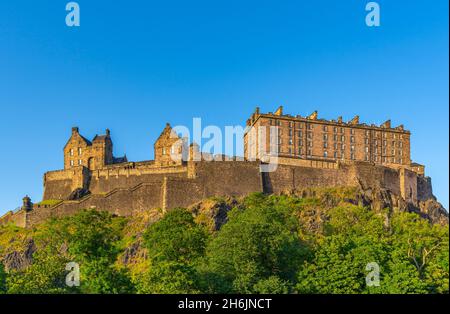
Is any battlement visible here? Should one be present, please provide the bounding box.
[0,108,437,228]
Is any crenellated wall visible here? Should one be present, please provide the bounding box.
[1,158,434,228]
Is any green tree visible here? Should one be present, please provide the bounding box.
[143,208,208,263]
[64,210,134,294]
[7,210,133,294]
[203,193,306,293]
[296,205,389,294]
[6,249,72,294]
[138,208,209,293]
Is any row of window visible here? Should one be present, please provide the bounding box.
[69,159,83,166]
[69,148,82,156]
[267,119,405,139]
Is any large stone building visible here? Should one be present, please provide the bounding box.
[244,106,422,174]
[0,107,444,228]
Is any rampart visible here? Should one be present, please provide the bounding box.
[0,157,429,228]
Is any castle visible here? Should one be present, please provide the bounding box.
[0,107,441,228]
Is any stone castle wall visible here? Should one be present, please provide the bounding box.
[0,158,431,228]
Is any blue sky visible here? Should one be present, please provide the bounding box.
[0,0,448,214]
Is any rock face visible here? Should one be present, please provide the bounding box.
[2,239,35,271]
[189,197,239,231]
[67,188,90,201]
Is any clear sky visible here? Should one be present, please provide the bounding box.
[0,0,448,214]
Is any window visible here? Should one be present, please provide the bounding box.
[308,141,313,147]
[334,143,338,150]
[70,149,74,156]
[334,151,337,158]
[351,145,355,151]
[269,119,273,125]
[307,149,312,156]
[333,134,338,141]
[323,142,328,148]
[350,136,355,143]
[365,146,369,153]
[383,140,387,146]
[341,135,345,142]
[289,138,293,145]
[399,141,403,148]
[323,134,328,141]
[298,130,303,137]
[333,127,337,133]
[323,125,328,132]
[365,154,369,161]
[162,147,166,155]
[324,151,328,158]
[78,159,82,165]
[289,129,292,136]
[341,143,345,150]
[289,121,293,128]
[299,139,303,146]
[365,130,370,136]
[70,160,74,166]
[288,147,292,155]
[307,124,313,130]
[340,128,344,134]
[351,153,355,160]
[364,138,369,145]
[299,123,303,129]
[307,132,312,139]
[350,129,355,135]
[78,148,82,155]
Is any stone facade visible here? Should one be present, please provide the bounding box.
[0,109,444,228]
[244,106,417,171]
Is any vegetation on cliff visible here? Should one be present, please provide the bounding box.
[0,188,448,294]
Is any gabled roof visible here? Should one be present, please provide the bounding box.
[92,135,108,142]
[155,123,180,144]
[63,132,92,150]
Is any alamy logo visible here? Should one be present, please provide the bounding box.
[66,2,80,27]
[365,262,380,287]
[365,2,381,27]
[65,262,80,287]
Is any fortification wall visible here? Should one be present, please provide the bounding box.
[2,159,431,229]
[27,180,165,226]
[264,162,357,193]
[88,166,187,195]
[417,176,434,201]
[191,161,263,197]
[0,210,27,228]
